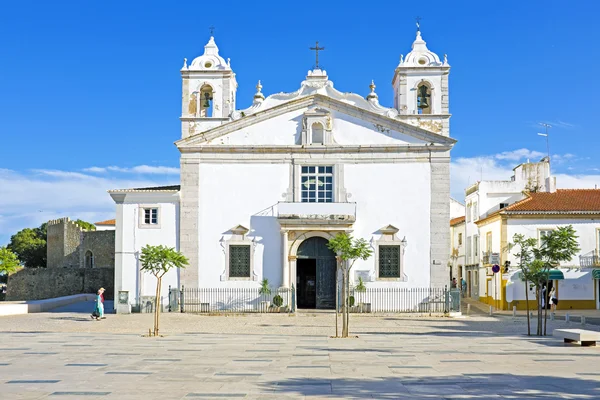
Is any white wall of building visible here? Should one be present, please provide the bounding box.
[196,163,289,288]
[345,162,431,288]
[450,198,465,219]
[114,193,179,309]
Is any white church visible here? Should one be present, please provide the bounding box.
[109,27,455,311]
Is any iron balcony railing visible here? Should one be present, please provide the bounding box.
[579,251,600,268]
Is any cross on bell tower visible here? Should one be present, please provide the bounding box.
[310,41,325,69]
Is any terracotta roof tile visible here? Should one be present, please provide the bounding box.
[505,189,600,213]
[95,219,115,226]
[450,216,465,226]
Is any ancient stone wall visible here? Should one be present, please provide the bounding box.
[80,230,115,269]
[6,268,114,301]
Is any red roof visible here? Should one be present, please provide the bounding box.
[505,189,600,213]
[95,219,115,226]
[450,216,466,226]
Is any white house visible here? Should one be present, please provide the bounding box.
[110,28,456,312]
[463,158,554,299]
[475,189,600,310]
[94,219,115,231]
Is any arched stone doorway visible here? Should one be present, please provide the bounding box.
[296,237,336,309]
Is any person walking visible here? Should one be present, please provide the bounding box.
[451,278,457,289]
[91,288,105,321]
[461,278,467,297]
[549,287,558,312]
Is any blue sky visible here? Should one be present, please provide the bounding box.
[1,0,600,244]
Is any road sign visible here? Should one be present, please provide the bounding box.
[492,264,500,274]
[490,253,500,265]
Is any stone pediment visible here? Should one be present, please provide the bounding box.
[176,95,455,149]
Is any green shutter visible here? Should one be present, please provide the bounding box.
[592,269,600,279]
[229,245,251,278]
[379,245,400,278]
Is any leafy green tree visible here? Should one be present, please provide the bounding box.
[8,226,47,268]
[0,246,20,275]
[327,233,372,338]
[140,245,188,336]
[510,226,579,336]
[74,219,96,231]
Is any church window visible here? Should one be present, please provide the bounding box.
[378,245,401,278]
[301,166,333,203]
[229,245,251,278]
[144,208,158,225]
[311,123,324,144]
[417,82,432,115]
[85,250,94,268]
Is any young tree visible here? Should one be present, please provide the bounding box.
[510,226,579,336]
[535,226,579,335]
[509,234,537,336]
[327,233,372,338]
[140,245,188,336]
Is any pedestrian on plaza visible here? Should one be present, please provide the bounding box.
[549,287,558,312]
[91,287,105,321]
[451,278,457,289]
[461,278,467,297]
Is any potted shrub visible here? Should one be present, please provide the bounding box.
[259,279,271,312]
[355,277,370,313]
[272,294,284,312]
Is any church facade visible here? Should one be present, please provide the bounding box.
[110,29,455,311]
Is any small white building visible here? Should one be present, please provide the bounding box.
[94,219,116,231]
[110,29,456,312]
[475,189,600,310]
[450,215,466,287]
[463,158,554,299]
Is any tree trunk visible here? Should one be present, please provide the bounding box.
[536,285,543,336]
[524,278,531,336]
[341,269,347,338]
[543,276,549,336]
[335,266,339,338]
[345,270,350,336]
[154,276,162,336]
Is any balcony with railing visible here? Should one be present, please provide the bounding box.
[277,202,356,226]
[579,251,600,268]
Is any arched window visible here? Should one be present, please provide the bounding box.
[311,123,324,144]
[85,250,94,268]
[417,82,432,115]
[199,85,214,117]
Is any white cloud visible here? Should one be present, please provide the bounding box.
[0,168,178,245]
[84,165,179,175]
[451,149,600,200]
[494,148,545,161]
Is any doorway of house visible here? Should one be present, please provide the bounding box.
[296,236,336,309]
[297,259,316,309]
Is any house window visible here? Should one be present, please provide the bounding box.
[486,232,493,252]
[85,250,94,268]
[378,245,401,278]
[466,236,471,264]
[143,208,158,225]
[301,166,333,203]
[539,229,554,246]
[474,235,479,261]
[229,245,251,278]
[458,233,463,246]
[466,205,471,223]
[472,202,478,221]
[500,203,509,209]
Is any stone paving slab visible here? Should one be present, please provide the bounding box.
[1,311,600,399]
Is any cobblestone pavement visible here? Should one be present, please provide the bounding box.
[1,305,600,399]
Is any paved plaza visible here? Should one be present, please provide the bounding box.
[1,302,600,399]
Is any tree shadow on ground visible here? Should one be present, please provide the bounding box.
[261,374,600,398]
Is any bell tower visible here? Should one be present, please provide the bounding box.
[180,36,237,139]
[392,26,450,136]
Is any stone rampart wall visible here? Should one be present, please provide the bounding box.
[6,268,114,301]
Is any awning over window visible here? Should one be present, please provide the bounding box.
[593,269,600,279]
[518,269,565,280]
